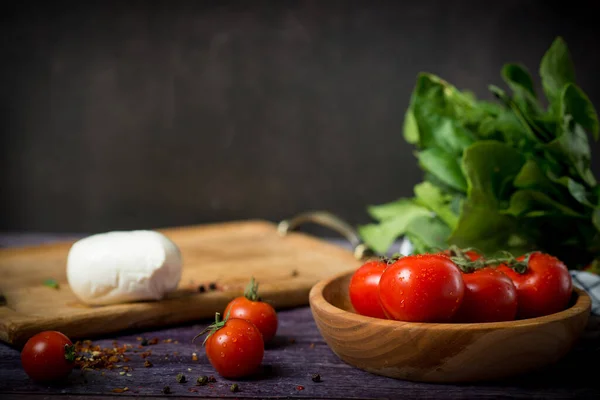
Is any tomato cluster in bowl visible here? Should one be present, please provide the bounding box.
[348,248,574,323]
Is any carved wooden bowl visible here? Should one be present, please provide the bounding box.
[309,270,591,383]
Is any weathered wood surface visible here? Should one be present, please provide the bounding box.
[0,221,359,346]
[0,235,599,399]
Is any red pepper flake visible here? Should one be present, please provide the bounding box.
[148,338,159,345]
[296,385,305,391]
[163,338,173,343]
[188,388,199,393]
[207,375,216,383]
[140,351,152,359]
[144,360,153,368]
[172,351,180,356]
[111,387,129,393]
[136,337,143,341]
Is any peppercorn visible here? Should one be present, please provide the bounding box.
[140,338,149,346]
[198,285,206,293]
[162,386,171,394]
[311,373,321,382]
[176,373,186,383]
[208,282,217,291]
[230,383,239,393]
[196,376,208,386]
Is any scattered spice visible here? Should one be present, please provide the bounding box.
[311,373,321,382]
[198,285,206,293]
[0,294,6,306]
[196,376,208,386]
[136,337,143,341]
[162,386,171,394]
[291,269,299,277]
[208,375,217,383]
[174,340,179,344]
[296,385,305,391]
[208,282,217,291]
[111,387,129,393]
[176,373,186,383]
[187,368,192,372]
[289,338,296,344]
[43,278,60,289]
[126,373,132,377]
[309,343,315,349]
[163,338,173,343]
[230,383,239,393]
[140,350,151,359]
[173,351,180,356]
[119,371,126,376]
[74,340,132,371]
[188,388,199,393]
[191,352,198,361]
[140,338,149,346]
[148,338,159,345]
[144,360,153,368]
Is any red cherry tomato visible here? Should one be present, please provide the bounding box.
[197,313,264,379]
[21,331,75,382]
[348,260,388,319]
[378,254,465,322]
[224,277,278,343]
[453,267,518,323]
[497,252,573,319]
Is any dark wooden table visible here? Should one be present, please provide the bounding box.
[1,234,599,400]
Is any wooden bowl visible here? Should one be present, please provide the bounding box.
[309,271,591,383]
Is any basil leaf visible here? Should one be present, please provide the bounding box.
[404,215,452,254]
[560,83,599,140]
[403,109,419,145]
[504,190,585,218]
[413,181,459,229]
[417,148,467,192]
[358,203,431,255]
[366,199,430,222]
[540,36,575,111]
[461,141,526,205]
[543,116,596,187]
[502,63,543,115]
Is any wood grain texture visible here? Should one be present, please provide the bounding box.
[309,271,591,383]
[0,220,360,347]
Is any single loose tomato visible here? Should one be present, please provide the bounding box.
[498,252,572,319]
[378,254,465,322]
[348,259,388,319]
[224,277,278,343]
[21,331,75,382]
[194,313,264,379]
[453,268,518,323]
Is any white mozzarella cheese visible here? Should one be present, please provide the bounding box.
[66,230,182,306]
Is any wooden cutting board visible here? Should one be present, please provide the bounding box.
[0,220,360,347]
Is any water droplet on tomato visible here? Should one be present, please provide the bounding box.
[226,331,231,336]
[220,352,225,358]
[232,338,237,342]
[222,343,227,348]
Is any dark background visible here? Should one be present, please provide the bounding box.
[2,0,599,234]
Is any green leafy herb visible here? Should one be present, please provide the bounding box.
[43,279,60,289]
[359,37,599,269]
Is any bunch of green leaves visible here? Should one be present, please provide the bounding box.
[359,37,600,269]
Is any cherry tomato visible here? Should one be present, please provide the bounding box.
[21,331,75,382]
[497,252,573,319]
[348,260,388,319]
[378,254,465,322]
[453,267,518,323]
[224,277,278,343]
[196,313,264,379]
